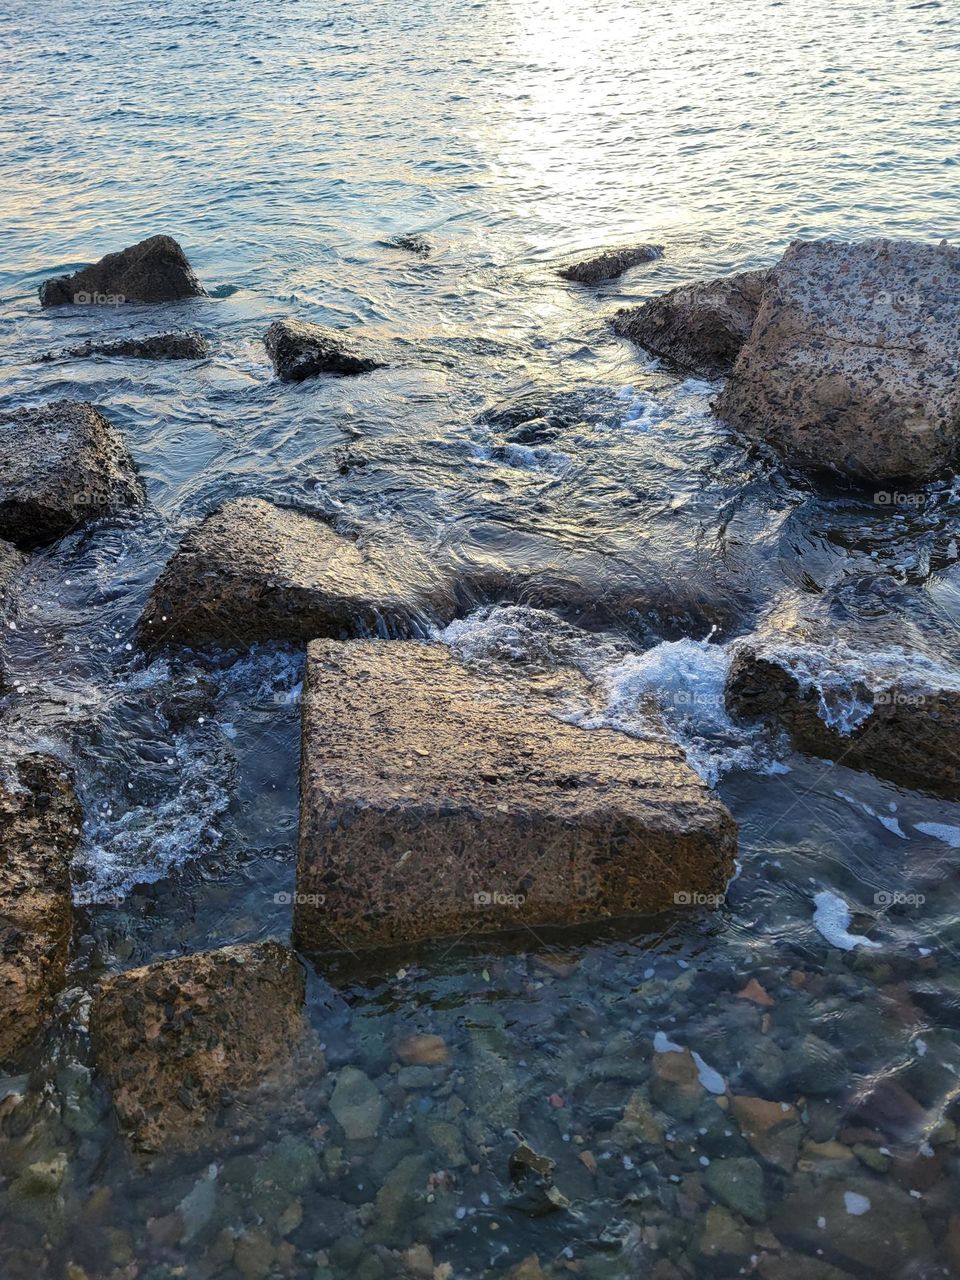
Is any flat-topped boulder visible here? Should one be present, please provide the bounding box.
[613,269,768,374]
[294,639,736,951]
[0,755,80,1063]
[89,941,310,1153]
[558,243,663,284]
[140,497,458,648]
[715,238,960,481]
[39,235,206,307]
[726,643,960,798]
[41,331,209,362]
[0,401,144,549]
[264,317,386,382]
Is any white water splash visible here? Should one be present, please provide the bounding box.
[812,890,881,951]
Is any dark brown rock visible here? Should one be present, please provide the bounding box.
[264,318,386,382]
[42,332,209,362]
[0,755,80,1063]
[715,238,960,481]
[139,497,458,648]
[89,941,310,1152]
[39,235,206,307]
[726,645,960,799]
[294,639,736,951]
[386,234,431,256]
[613,269,768,374]
[0,401,144,549]
[558,244,663,284]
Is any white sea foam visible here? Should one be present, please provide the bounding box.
[812,890,881,951]
[914,822,960,848]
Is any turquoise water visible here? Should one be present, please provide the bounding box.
[3,0,960,1276]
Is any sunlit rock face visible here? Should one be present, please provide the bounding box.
[0,400,144,549]
[716,238,960,481]
[294,638,736,952]
[264,318,386,382]
[613,269,768,374]
[89,942,313,1153]
[0,755,80,1064]
[38,235,206,307]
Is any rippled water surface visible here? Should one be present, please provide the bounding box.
[3,0,960,1277]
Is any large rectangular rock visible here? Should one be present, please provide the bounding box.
[294,640,736,951]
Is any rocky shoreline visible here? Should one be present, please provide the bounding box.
[3,231,960,1278]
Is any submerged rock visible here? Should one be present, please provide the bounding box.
[263,318,386,382]
[0,401,144,549]
[89,941,309,1153]
[39,234,206,307]
[0,755,80,1063]
[330,1066,384,1142]
[726,645,960,799]
[41,332,209,362]
[715,238,960,481]
[385,233,431,256]
[139,497,458,648]
[613,268,768,374]
[558,243,663,284]
[294,638,736,951]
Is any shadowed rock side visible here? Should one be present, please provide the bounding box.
[613,269,769,375]
[139,497,458,648]
[558,243,663,284]
[726,646,960,799]
[89,942,313,1153]
[0,755,80,1064]
[294,639,737,952]
[715,238,960,481]
[38,235,206,307]
[264,318,386,382]
[0,401,144,549]
[40,331,209,362]
[0,539,25,603]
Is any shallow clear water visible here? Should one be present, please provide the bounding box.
[3,0,960,1277]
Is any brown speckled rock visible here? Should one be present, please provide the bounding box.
[726,645,960,799]
[0,755,80,1064]
[294,639,736,951]
[140,497,458,648]
[558,244,663,284]
[613,269,768,374]
[0,401,144,549]
[39,235,206,307]
[42,332,209,362]
[715,239,960,481]
[89,942,310,1153]
[264,318,386,382]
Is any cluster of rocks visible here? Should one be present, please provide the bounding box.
[614,236,960,483]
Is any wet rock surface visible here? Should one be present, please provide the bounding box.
[0,755,80,1063]
[89,941,311,1153]
[0,539,25,605]
[0,400,144,549]
[139,496,459,648]
[726,644,960,799]
[715,238,960,481]
[557,243,663,284]
[613,268,768,374]
[294,638,737,951]
[385,233,431,256]
[264,318,386,381]
[41,331,209,362]
[38,234,206,307]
